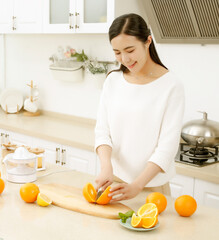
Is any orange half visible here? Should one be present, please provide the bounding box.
[141,216,158,229]
[82,182,96,203]
[96,186,112,205]
[131,213,142,228]
[137,203,158,217]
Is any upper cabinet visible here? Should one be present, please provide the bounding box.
[0,0,145,34]
[43,0,114,33]
[0,0,43,33]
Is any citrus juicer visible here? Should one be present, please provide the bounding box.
[3,147,37,183]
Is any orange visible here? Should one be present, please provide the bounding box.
[20,183,40,203]
[137,203,158,217]
[131,213,142,228]
[0,178,5,194]
[146,192,167,214]
[82,183,112,205]
[175,195,197,217]
[141,216,158,228]
[83,183,96,203]
[96,186,112,205]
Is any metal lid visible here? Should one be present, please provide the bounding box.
[182,112,219,138]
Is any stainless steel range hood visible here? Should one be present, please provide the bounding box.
[140,0,219,44]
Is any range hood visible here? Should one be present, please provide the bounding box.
[140,0,219,44]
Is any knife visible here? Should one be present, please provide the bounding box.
[95,187,103,201]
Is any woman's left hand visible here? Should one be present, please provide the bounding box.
[108,182,142,202]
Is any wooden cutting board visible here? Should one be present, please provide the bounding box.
[39,183,132,219]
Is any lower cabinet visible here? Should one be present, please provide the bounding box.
[0,130,97,176]
[169,174,194,198]
[194,179,219,209]
[170,173,219,209]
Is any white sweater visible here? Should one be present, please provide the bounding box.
[95,71,184,187]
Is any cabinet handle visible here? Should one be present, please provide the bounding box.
[75,12,79,29]
[56,148,60,164]
[12,16,16,30]
[69,13,74,29]
[61,149,66,165]
[0,133,5,146]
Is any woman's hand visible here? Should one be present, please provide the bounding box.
[95,168,114,191]
[108,182,143,202]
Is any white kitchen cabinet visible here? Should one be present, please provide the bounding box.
[169,174,194,199]
[1,130,97,175]
[65,145,96,175]
[0,0,14,33]
[0,0,43,33]
[194,179,219,209]
[43,0,114,33]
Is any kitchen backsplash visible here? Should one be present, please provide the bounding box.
[0,34,219,122]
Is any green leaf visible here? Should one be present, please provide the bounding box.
[124,210,134,218]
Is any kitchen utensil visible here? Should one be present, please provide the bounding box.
[119,218,160,231]
[95,187,103,201]
[3,147,37,183]
[39,183,132,219]
[0,89,23,113]
[181,111,219,147]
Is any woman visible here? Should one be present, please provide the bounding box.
[95,13,184,202]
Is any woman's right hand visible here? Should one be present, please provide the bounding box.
[95,168,113,191]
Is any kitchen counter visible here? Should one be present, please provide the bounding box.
[0,163,218,240]
[0,109,219,184]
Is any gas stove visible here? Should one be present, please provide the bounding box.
[175,142,219,167]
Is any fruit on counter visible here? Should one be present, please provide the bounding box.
[20,183,40,203]
[37,193,52,207]
[0,178,5,194]
[141,216,158,228]
[130,203,159,228]
[146,192,167,214]
[137,203,158,217]
[131,213,142,228]
[175,195,197,217]
[82,182,112,205]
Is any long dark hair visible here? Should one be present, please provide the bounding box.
[108,13,167,73]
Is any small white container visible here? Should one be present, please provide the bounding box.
[50,63,84,82]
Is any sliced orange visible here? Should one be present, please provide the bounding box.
[141,216,158,229]
[131,213,142,228]
[137,203,158,217]
[82,182,96,203]
[96,186,112,205]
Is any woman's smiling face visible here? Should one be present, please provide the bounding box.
[111,34,149,74]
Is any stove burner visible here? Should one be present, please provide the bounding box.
[188,147,209,156]
[175,143,219,167]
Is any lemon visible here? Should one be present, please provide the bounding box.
[37,193,52,207]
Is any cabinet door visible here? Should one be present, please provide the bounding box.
[13,0,43,33]
[43,0,75,33]
[32,138,61,164]
[76,0,114,33]
[169,174,194,199]
[194,179,219,209]
[65,146,96,175]
[0,0,14,33]
[8,131,33,146]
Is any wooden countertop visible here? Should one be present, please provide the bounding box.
[0,109,219,184]
[0,164,218,240]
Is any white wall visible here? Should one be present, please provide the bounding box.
[1,33,219,122]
